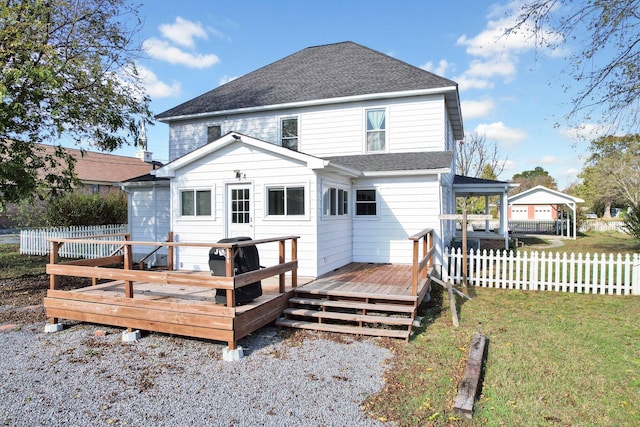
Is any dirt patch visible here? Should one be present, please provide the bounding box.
[0,275,90,324]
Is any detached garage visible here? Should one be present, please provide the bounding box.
[508,186,584,238]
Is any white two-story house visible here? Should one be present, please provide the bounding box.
[128,41,466,278]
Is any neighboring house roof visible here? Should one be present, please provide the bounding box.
[325,152,453,175]
[156,41,463,140]
[508,185,584,205]
[156,133,452,178]
[453,175,519,196]
[38,143,156,184]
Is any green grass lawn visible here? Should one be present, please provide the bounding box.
[367,287,640,426]
[519,231,640,255]
[0,243,48,279]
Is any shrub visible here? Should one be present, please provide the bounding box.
[45,192,127,226]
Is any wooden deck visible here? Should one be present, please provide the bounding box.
[45,274,314,346]
[44,229,435,346]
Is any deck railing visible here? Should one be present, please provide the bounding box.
[408,228,435,296]
[46,234,300,311]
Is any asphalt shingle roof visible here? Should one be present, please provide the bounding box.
[325,151,454,172]
[156,42,458,120]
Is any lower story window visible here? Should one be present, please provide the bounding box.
[355,189,377,216]
[181,189,212,216]
[323,186,348,216]
[267,186,305,216]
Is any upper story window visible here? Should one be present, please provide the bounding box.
[281,117,298,151]
[267,185,305,216]
[181,189,212,216]
[207,125,221,143]
[366,108,386,152]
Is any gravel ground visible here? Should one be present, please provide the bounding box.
[0,322,393,427]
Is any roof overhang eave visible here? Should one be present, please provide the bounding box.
[361,167,451,177]
[156,86,460,123]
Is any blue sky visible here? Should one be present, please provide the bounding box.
[117,0,607,189]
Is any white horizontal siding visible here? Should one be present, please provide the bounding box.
[316,174,353,276]
[170,142,319,277]
[352,176,443,264]
[128,186,171,265]
[168,94,449,160]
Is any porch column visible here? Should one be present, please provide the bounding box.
[484,195,490,232]
[501,191,509,249]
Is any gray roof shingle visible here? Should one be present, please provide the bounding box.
[156,42,459,120]
[325,151,453,173]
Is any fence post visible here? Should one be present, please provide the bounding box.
[633,254,640,295]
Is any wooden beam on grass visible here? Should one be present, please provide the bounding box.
[454,333,487,419]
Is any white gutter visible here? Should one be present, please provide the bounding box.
[361,167,451,177]
[157,86,458,123]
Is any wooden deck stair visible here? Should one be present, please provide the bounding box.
[276,287,418,340]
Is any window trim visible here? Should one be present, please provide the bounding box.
[179,187,214,218]
[280,116,299,151]
[322,182,350,219]
[264,183,309,220]
[364,107,388,153]
[354,187,380,219]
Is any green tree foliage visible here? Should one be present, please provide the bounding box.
[45,192,127,226]
[0,0,151,207]
[623,207,640,239]
[508,1,640,130]
[575,134,640,218]
[511,166,558,194]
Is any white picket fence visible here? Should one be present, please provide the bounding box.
[580,219,626,233]
[444,247,640,295]
[20,224,128,258]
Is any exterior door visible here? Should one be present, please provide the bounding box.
[227,184,253,238]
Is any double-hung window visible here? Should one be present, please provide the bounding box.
[355,189,377,216]
[181,189,212,216]
[267,185,305,216]
[366,108,386,152]
[281,117,299,151]
[323,185,348,217]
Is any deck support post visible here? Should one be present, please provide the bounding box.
[48,241,60,326]
[291,238,298,288]
[123,235,134,332]
[167,231,174,271]
[278,240,285,293]
[225,247,236,308]
[223,345,244,361]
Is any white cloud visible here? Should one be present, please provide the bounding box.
[421,59,451,76]
[455,75,494,91]
[461,99,495,119]
[456,1,563,58]
[475,121,527,148]
[558,123,611,142]
[159,17,208,48]
[219,75,239,86]
[143,38,220,69]
[466,58,517,80]
[136,64,181,98]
